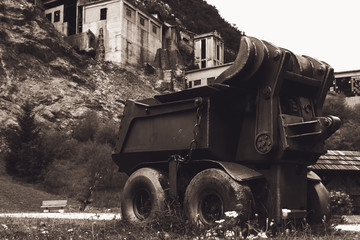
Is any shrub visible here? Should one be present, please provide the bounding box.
[43,159,91,201]
[329,190,354,215]
[43,140,124,205]
[4,101,48,182]
[94,120,118,148]
[73,111,100,142]
[40,129,78,160]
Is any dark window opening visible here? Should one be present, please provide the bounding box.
[152,25,157,34]
[217,45,220,60]
[194,80,201,86]
[65,3,77,35]
[188,81,192,88]
[126,8,132,17]
[100,8,107,20]
[201,60,206,68]
[46,13,52,22]
[77,6,83,33]
[201,39,206,59]
[140,17,145,26]
[54,10,60,22]
[207,77,215,85]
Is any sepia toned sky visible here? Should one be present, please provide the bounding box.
[205,0,360,72]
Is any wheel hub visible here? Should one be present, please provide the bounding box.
[199,192,224,224]
[133,188,152,220]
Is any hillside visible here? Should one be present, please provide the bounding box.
[136,0,243,62]
[0,155,80,212]
[0,0,162,150]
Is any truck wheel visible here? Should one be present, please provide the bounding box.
[121,168,168,222]
[184,168,253,226]
[307,181,330,223]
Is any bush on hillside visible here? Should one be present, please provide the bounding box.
[4,101,49,182]
[43,111,123,205]
[73,110,100,142]
[94,120,118,148]
[323,93,360,150]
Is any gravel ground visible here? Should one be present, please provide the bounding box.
[0,212,121,221]
[335,224,360,232]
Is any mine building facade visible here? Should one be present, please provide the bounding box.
[333,70,360,96]
[43,0,79,36]
[185,63,231,89]
[42,0,163,66]
[80,0,162,65]
[193,31,224,69]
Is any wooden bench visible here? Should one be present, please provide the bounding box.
[41,200,67,213]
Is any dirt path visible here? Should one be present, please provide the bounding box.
[0,212,121,221]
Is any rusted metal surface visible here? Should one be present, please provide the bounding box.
[112,35,340,224]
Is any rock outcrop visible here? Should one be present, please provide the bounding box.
[0,0,160,147]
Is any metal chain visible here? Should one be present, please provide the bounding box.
[184,106,202,162]
[168,99,203,163]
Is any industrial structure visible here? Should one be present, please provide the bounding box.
[333,70,360,96]
[112,35,341,226]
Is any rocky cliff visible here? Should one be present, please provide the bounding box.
[0,0,160,147]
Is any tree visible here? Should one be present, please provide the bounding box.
[323,93,360,150]
[4,101,46,182]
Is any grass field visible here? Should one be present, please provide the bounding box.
[0,216,359,239]
[0,158,359,239]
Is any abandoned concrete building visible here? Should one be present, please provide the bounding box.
[43,0,162,65]
[194,31,224,69]
[185,31,228,88]
[41,0,229,88]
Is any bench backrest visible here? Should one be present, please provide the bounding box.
[41,200,67,208]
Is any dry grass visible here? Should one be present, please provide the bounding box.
[0,155,81,213]
[0,156,359,239]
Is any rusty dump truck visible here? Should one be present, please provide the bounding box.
[112,35,341,226]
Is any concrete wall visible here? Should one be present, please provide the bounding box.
[185,63,232,88]
[45,5,68,36]
[65,30,96,51]
[82,0,162,66]
[194,32,224,69]
[82,0,122,62]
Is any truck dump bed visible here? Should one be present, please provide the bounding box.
[112,36,340,175]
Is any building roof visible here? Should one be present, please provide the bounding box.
[335,69,360,78]
[194,30,223,41]
[185,62,233,74]
[310,150,360,171]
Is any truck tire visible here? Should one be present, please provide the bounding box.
[184,168,253,225]
[307,181,330,223]
[121,168,168,222]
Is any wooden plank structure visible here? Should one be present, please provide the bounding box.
[310,150,360,212]
[41,200,67,213]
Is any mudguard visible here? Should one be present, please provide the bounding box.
[191,160,264,182]
[307,170,322,182]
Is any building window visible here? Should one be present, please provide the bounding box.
[194,80,201,86]
[201,60,206,68]
[54,10,60,22]
[140,16,145,26]
[126,8,132,17]
[188,81,192,88]
[201,39,206,59]
[217,45,220,60]
[46,13,52,22]
[152,24,157,34]
[100,8,107,20]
